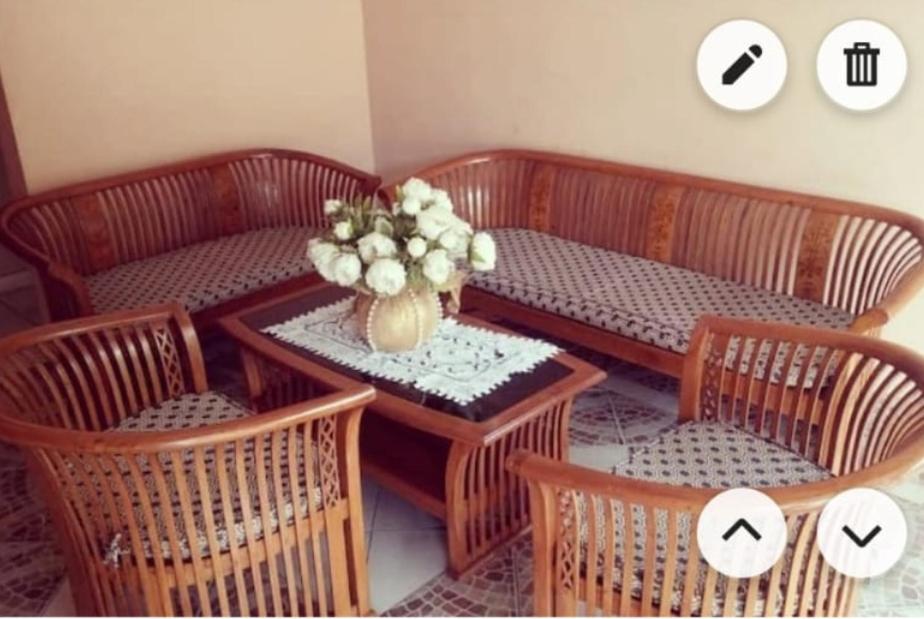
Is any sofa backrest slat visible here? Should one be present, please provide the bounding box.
[417,157,536,231]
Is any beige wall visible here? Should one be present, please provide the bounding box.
[363,0,924,350]
[0,0,375,193]
[2,0,922,348]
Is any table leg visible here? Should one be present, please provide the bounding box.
[238,347,324,412]
[444,397,572,576]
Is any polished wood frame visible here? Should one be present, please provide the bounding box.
[0,148,379,322]
[509,316,924,616]
[0,305,376,616]
[398,149,924,377]
[219,283,606,575]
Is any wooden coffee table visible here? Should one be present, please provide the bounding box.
[219,283,604,575]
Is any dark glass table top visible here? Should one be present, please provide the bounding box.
[239,285,574,423]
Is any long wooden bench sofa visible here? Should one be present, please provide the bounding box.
[404,149,924,376]
[0,148,379,323]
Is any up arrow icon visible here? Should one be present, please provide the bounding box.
[722,518,762,541]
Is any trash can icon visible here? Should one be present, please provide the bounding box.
[844,42,880,86]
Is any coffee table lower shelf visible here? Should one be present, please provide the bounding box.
[360,401,572,577]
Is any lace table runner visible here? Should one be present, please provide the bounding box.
[263,298,560,405]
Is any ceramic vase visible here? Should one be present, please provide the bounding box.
[354,287,441,352]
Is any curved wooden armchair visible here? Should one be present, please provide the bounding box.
[509,317,924,616]
[0,305,376,616]
[0,148,380,322]
[400,150,924,375]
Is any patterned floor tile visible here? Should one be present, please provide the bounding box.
[856,497,924,615]
[0,470,40,536]
[0,441,23,471]
[570,382,677,448]
[383,540,519,617]
[0,542,64,616]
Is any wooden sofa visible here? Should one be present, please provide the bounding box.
[405,150,924,376]
[0,148,379,323]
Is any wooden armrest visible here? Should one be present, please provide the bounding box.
[45,262,94,316]
[860,263,924,326]
[849,308,889,333]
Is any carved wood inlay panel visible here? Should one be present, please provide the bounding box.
[795,210,840,302]
[209,164,244,236]
[646,184,685,263]
[73,193,117,272]
[527,164,556,233]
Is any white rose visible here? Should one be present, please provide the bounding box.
[438,227,470,258]
[407,236,428,258]
[333,220,353,240]
[308,239,338,265]
[416,204,457,240]
[430,188,453,211]
[357,231,397,263]
[422,248,455,286]
[331,252,362,287]
[365,258,407,296]
[401,197,422,215]
[470,232,496,271]
[323,199,342,216]
[307,240,339,281]
[401,177,433,202]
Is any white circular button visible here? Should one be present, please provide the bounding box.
[697,488,788,578]
[817,487,907,578]
[817,19,907,111]
[697,19,788,111]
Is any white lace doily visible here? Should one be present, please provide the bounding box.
[263,298,561,405]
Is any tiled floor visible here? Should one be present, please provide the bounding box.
[0,290,922,616]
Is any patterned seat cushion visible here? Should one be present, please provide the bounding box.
[97,392,327,562]
[86,226,317,314]
[470,229,855,354]
[116,391,252,431]
[611,421,830,487]
[584,422,830,615]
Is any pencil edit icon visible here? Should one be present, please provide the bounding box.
[697,19,787,110]
[722,44,762,85]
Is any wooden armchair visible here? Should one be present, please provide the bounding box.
[509,317,924,616]
[0,305,375,616]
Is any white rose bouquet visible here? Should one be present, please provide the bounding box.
[308,178,496,301]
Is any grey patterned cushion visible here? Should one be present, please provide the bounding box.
[612,421,830,487]
[470,229,855,354]
[116,391,252,432]
[87,226,317,314]
[584,422,830,615]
